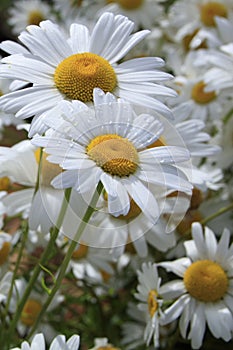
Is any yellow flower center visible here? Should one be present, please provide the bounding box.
[200,2,228,27]
[87,134,139,177]
[21,299,42,326]
[72,243,88,260]
[0,176,11,191]
[184,260,228,302]
[27,10,45,26]
[191,81,216,104]
[0,89,3,97]
[182,29,207,51]
[54,53,117,102]
[0,241,11,265]
[147,289,158,317]
[34,149,62,187]
[115,0,144,10]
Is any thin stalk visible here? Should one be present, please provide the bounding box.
[7,187,72,342]
[27,182,103,338]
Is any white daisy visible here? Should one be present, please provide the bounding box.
[7,0,55,35]
[0,12,175,136]
[159,222,233,349]
[10,333,80,350]
[166,50,231,124]
[165,0,233,50]
[134,262,164,347]
[0,140,65,234]
[32,89,192,231]
[94,0,166,30]
[68,242,115,282]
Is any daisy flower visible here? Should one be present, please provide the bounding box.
[11,333,80,350]
[0,12,175,136]
[165,0,233,51]
[159,222,233,349]
[68,242,115,282]
[90,0,166,30]
[134,262,164,347]
[7,0,55,36]
[0,140,65,234]
[32,89,192,230]
[166,50,231,124]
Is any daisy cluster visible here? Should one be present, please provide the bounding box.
[0,0,232,350]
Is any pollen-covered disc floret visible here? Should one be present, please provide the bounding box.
[184,259,228,302]
[159,223,233,349]
[87,134,139,177]
[54,53,117,102]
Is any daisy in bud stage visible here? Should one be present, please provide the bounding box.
[159,222,233,349]
[32,89,192,236]
[0,12,175,136]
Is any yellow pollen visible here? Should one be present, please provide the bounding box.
[27,10,45,26]
[116,0,144,10]
[0,176,11,191]
[34,149,62,187]
[184,260,228,302]
[200,2,228,26]
[72,243,88,260]
[0,89,3,97]
[0,241,11,265]
[87,134,138,177]
[21,299,42,326]
[147,289,158,318]
[191,81,216,104]
[54,53,117,102]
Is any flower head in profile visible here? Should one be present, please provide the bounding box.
[134,262,164,347]
[159,222,233,349]
[0,12,175,136]
[32,89,192,231]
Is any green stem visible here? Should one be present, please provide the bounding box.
[2,220,29,328]
[7,187,72,342]
[27,181,103,338]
